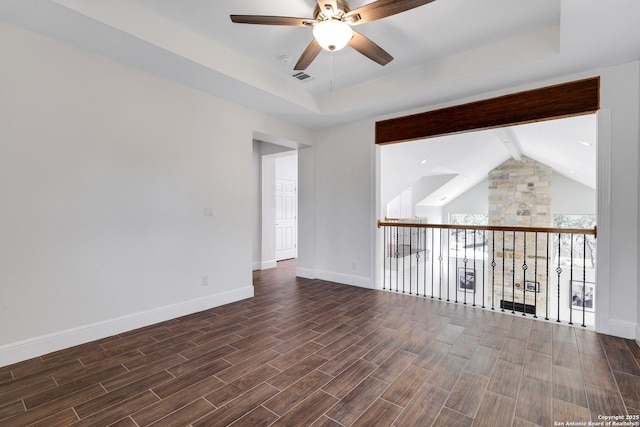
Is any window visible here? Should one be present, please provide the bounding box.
[553,214,596,268]
[449,214,488,258]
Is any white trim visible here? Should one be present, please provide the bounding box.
[296,267,318,279]
[0,287,254,368]
[599,319,637,340]
[261,260,277,270]
[295,267,372,288]
[318,270,372,288]
[595,109,612,336]
[371,139,381,291]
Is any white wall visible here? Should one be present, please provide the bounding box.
[297,146,317,277]
[598,61,639,339]
[300,60,639,340]
[386,188,413,218]
[0,22,313,366]
[252,141,262,268]
[297,120,374,288]
[552,173,596,215]
[261,155,277,269]
[442,179,490,221]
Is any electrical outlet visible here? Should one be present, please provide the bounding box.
[203,207,214,217]
[201,276,208,286]
[351,262,357,271]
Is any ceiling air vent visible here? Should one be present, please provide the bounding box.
[291,71,313,82]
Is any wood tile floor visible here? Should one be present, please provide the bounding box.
[2,259,640,426]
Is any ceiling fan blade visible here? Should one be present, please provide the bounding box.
[349,31,393,65]
[230,15,315,27]
[294,39,322,70]
[345,0,435,25]
[316,0,339,18]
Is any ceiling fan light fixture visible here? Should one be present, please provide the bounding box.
[313,19,353,51]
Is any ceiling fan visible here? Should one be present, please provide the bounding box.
[230,0,435,71]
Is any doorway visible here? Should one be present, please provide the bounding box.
[253,139,298,270]
[275,155,298,261]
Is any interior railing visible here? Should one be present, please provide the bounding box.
[379,219,598,327]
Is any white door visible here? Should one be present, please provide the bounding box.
[275,178,297,260]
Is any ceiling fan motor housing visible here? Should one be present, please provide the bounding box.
[313,0,353,20]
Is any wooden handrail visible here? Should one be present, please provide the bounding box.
[378,220,597,238]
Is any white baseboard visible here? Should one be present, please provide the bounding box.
[261,260,277,270]
[599,318,637,340]
[295,267,372,289]
[0,286,254,368]
[252,260,277,270]
[296,267,318,279]
[318,270,372,289]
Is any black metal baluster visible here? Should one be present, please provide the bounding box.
[556,233,562,323]
[420,227,424,297]
[410,227,414,295]
[395,225,400,292]
[438,228,443,300]
[421,227,425,297]
[447,229,451,302]
[545,232,550,321]
[430,228,434,298]
[455,229,459,304]
[463,230,468,305]
[472,230,477,307]
[511,231,516,314]
[569,234,574,325]
[383,225,387,290]
[533,232,538,319]
[416,227,419,295]
[402,227,407,294]
[391,225,394,290]
[522,232,527,316]
[423,228,428,297]
[582,234,587,327]
[481,230,486,309]
[416,227,420,296]
[501,231,506,312]
[491,230,496,310]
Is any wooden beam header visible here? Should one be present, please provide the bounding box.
[375,77,600,145]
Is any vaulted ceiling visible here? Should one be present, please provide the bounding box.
[381,114,597,207]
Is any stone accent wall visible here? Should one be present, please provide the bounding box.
[489,156,552,227]
[488,156,552,313]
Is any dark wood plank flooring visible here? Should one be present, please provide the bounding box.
[1,260,639,426]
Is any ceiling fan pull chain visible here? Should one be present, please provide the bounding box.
[330,50,334,93]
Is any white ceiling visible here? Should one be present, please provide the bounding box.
[129,0,560,95]
[0,0,635,203]
[1,0,638,129]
